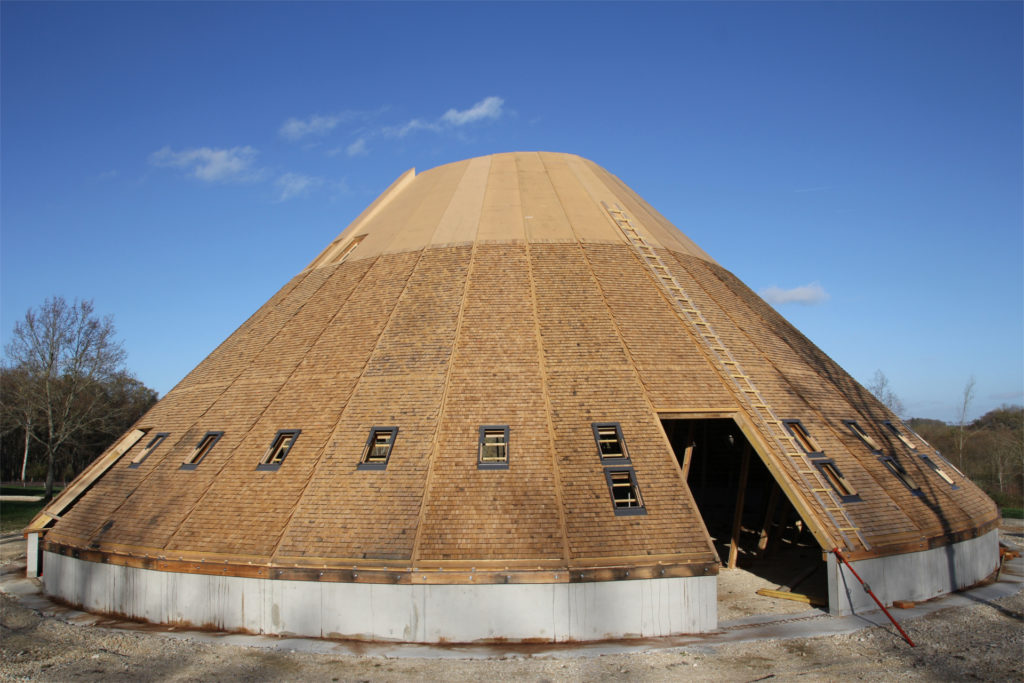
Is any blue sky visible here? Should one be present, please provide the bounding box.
[2,1,1021,423]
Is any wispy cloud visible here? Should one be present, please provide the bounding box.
[382,118,439,138]
[441,96,504,126]
[275,172,323,201]
[759,282,830,306]
[382,96,505,140]
[346,138,368,157]
[149,146,260,182]
[279,114,341,141]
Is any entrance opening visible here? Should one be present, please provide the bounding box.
[661,417,827,617]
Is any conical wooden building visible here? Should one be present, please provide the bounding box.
[27,152,1000,642]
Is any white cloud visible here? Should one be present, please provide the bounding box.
[149,145,259,182]
[759,282,830,306]
[382,118,439,138]
[346,138,368,157]
[279,114,341,141]
[441,96,504,126]
[379,97,505,141]
[275,172,323,201]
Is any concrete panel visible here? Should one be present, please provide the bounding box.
[26,534,39,577]
[42,553,718,642]
[828,530,999,615]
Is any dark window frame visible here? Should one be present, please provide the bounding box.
[920,454,960,489]
[358,426,398,470]
[844,420,882,454]
[879,455,922,496]
[883,421,918,451]
[810,457,862,503]
[592,422,631,463]
[256,429,301,471]
[783,419,824,456]
[180,431,223,470]
[129,432,169,468]
[477,425,510,470]
[604,467,647,516]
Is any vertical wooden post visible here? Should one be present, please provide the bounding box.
[757,484,780,553]
[728,443,751,569]
[681,421,696,480]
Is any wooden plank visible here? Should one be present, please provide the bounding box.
[728,443,752,569]
[431,155,491,245]
[305,168,415,269]
[755,588,826,607]
[25,429,146,534]
[757,484,781,552]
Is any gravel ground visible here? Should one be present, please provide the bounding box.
[2,524,1021,682]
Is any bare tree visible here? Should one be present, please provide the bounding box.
[956,375,976,470]
[0,365,37,481]
[3,297,128,501]
[867,369,905,418]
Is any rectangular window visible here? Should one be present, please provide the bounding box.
[883,421,918,451]
[920,454,959,488]
[929,449,966,478]
[129,432,168,468]
[181,431,223,470]
[478,425,510,469]
[358,426,398,470]
[812,458,861,502]
[257,429,300,470]
[333,234,366,265]
[592,422,630,462]
[783,420,823,455]
[604,468,647,516]
[880,455,921,495]
[844,420,882,453]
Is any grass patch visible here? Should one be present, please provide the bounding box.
[1002,507,1023,520]
[0,485,63,496]
[0,499,45,533]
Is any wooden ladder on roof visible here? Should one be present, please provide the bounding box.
[602,201,869,553]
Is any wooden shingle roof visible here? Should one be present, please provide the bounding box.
[33,152,998,584]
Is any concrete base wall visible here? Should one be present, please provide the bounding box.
[25,534,39,578]
[41,552,716,642]
[827,530,1000,615]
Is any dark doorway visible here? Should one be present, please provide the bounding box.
[662,417,826,606]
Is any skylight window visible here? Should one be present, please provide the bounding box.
[592,422,630,462]
[844,420,882,453]
[604,468,647,515]
[257,429,300,471]
[478,425,509,470]
[333,235,366,265]
[880,455,921,495]
[783,420,823,455]
[358,426,398,470]
[812,458,861,502]
[181,431,223,470]
[883,422,918,451]
[920,454,959,488]
[129,432,168,468]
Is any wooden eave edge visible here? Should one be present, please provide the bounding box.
[41,539,720,583]
[23,428,146,536]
